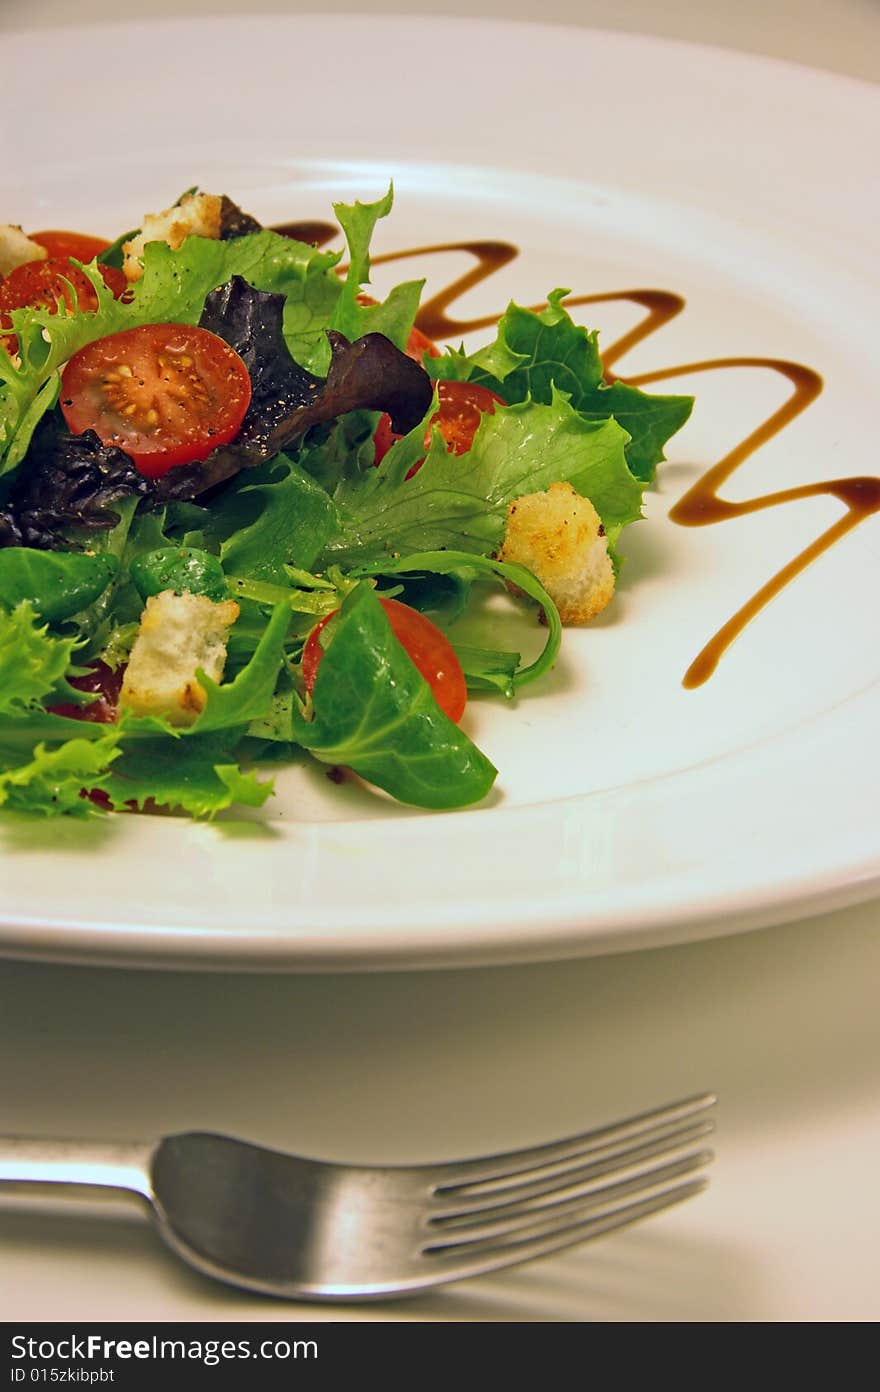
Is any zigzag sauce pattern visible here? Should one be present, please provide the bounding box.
[276,225,880,687]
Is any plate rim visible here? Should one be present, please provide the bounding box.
[5,10,879,92]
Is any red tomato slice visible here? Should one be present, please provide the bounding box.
[373,379,505,472]
[302,597,467,723]
[29,230,112,263]
[59,324,253,479]
[0,256,128,354]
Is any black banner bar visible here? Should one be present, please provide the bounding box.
[4,1322,564,1386]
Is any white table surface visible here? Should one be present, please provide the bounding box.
[1,0,879,1324]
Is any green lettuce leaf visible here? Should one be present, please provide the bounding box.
[2,374,61,474]
[329,186,423,353]
[210,454,340,585]
[458,289,605,400]
[575,379,695,483]
[319,388,639,565]
[0,731,121,817]
[186,600,290,735]
[0,597,285,818]
[0,602,84,712]
[104,736,273,818]
[450,644,521,697]
[427,290,693,482]
[117,231,342,370]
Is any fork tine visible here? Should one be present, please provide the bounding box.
[428,1149,714,1239]
[421,1178,708,1280]
[428,1093,716,1194]
[430,1116,714,1212]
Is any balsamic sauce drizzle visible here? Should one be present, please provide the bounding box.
[274,223,880,687]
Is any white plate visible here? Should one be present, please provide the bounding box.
[1,16,878,970]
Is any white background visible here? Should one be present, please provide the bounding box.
[4,0,880,84]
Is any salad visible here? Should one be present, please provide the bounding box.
[0,187,692,818]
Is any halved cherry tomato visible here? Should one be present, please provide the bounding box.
[29,230,112,263]
[405,323,441,362]
[0,256,128,354]
[372,411,402,468]
[302,597,467,723]
[373,379,505,472]
[59,323,253,480]
[0,256,126,315]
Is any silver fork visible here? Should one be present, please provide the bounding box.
[0,1093,715,1301]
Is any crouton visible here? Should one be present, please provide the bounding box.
[497,481,615,623]
[0,225,47,277]
[122,191,223,284]
[119,590,239,726]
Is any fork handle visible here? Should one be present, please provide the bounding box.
[0,1135,154,1217]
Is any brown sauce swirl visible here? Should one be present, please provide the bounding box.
[378,241,518,340]
[271,220,338,247]
[272,224,879,687]
[629,358,880,686]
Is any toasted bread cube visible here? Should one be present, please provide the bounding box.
[497,481,615,623]
[0,225,48,277]
[120,590,239,726]
[122,191,223,283]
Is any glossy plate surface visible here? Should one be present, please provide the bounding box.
[1,17,878,968]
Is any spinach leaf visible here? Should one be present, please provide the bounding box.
[355,550,561,691]
[292,583,496,809]
[130,547,227,603]
[0,549,118,623]
[218,457,339,584]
